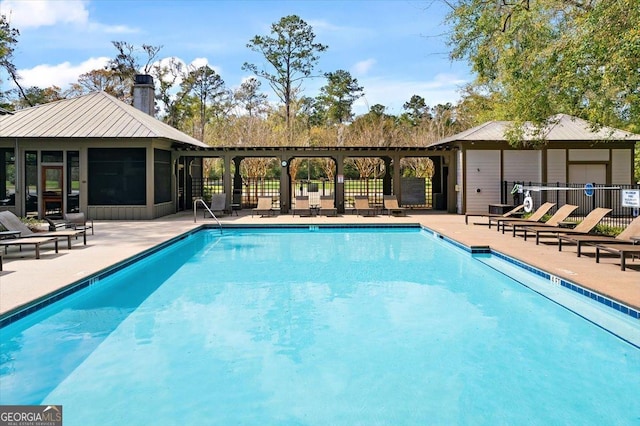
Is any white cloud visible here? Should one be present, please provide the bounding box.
[17,57,110,89]
[353,73,468,115]
[189,57,209,69]
[352,59,376,76]
[0,0,89,28]
[0,0,137,33]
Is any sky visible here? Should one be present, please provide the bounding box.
[0,0,472,116]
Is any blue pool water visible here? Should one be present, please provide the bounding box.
[1,227,639,425]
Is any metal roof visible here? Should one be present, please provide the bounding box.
[430,114,640,146]
[0,91,209,148]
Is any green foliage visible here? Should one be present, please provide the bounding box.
[447,0,640,144]
[316,70,363,124]
[592,224,622,237]
[242,15,328,141]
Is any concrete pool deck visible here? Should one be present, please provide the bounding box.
[0,210,638,318]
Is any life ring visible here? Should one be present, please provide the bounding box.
[523,195,534,213]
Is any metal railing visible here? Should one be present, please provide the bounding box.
[503,181,639,229]
[193,197,222,231]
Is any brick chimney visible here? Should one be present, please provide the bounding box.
[133,74,155,116]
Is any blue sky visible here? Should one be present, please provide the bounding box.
[0,0,471,115]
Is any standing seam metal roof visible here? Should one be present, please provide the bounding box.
[430,114,640,146]
[0,91,209,148]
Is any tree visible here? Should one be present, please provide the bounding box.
[65,68,129,100]
[446,0,640,143]
[316,70,364,124]
[12,86,64,108]
[402,95,431,126]
[243,15,328,142]
[180,65,228,142]
[1,14,30,107]
[151,57,189,127]
[234,77,269,118]
[106,41,162,103]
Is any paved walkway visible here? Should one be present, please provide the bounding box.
[1,210,638,318]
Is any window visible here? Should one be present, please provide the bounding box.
[25,151,38,215]
[88,148,146,205]
[0,149,15,206]
[67,151,79,212]
[154,149,172,204]
[42,151,63,163]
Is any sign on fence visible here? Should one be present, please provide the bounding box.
[621,189,640,208]
[400,178,426,206]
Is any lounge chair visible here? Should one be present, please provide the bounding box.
[0,210,86,249]
[509,204,578,237]
[205,193,229,218]
[292,196,312,216]
[558,215,640,257]
[0,236,59,259]
[490,202,556,233]
[354,196,377,216]
[594,243,640,271]
[383,195,406,217]
[465,204,525,226]
[521,207,612,244]
[252,196,278,217]
[319,196,338,217]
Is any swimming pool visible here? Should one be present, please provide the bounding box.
[1,227,639,425]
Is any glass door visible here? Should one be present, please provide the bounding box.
[41,165,64,217]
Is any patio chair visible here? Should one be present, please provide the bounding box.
[205,193,229,218]
[465,204,525,226]
[509,204,579,237]
[558,215,640,257]
[319,196,338,217]
[490,202,556,233]
[383,195,406,217]
[0,210,86,249]
[252,196,279,217]
[520,207,612,244]
[354,196,378,217]
[292,196,312,217]
[64,212,94,235]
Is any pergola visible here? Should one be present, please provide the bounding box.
[173,145,456,214]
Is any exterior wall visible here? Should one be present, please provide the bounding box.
[88,205,148,220]
[546,149,567,206]
[0,138,174,220]
[611,149,632,184]
[546,149,567,182]
[154,202,175,218]
[568,149,609,161]
[611,149,633,213]
[503,150,541,182]
[464,150,501,213]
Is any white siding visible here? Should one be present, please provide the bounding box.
[465,150,501,213]
[503,150,541,183]
[569,149,609,161]
[546,149,567,183]
[611,149,632,184]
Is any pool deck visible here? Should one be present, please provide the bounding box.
[0,210,638,319]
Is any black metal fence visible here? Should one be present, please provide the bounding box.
[503,181,639,229]
[192,177,436,211]
[191,177,280,208]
